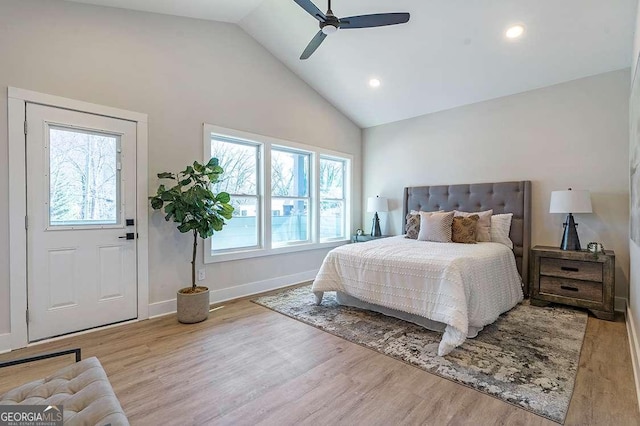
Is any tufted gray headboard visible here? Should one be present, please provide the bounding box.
[403,181,532,296]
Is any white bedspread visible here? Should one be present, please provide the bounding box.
[312,236,523,356]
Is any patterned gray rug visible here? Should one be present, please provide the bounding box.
[253,285,588,424]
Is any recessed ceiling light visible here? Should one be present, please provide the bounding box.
[505,25,525,39]
[369,78,381,88]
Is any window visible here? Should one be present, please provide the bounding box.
[49,126,120,227]
[210,136,260,251]
[203,124,351,262]
[320,156,346,241]
[271,148,310,246]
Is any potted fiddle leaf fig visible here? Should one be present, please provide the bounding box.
[150,158,233,323]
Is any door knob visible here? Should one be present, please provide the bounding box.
[119,233,135,240]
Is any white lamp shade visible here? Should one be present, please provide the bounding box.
[549,190,592,214]
[367,196,389,213]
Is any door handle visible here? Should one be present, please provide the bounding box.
[119,233,135,240]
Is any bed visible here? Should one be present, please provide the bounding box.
[312,181,532,356]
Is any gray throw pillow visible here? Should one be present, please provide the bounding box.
[405,213,421,239]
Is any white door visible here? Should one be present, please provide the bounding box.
[26,103,138,341]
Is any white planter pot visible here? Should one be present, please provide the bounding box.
[176,286,210,323]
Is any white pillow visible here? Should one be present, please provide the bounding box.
[406,210,444,239]
[417,211,454,242]
[491,213,514,249]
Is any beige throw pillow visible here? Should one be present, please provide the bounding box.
[451,215,479,244]
[454,209,492,242]
[417,211,454,242]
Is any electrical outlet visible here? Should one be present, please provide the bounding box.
[197,268,206,281]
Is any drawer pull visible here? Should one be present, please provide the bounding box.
[560,266,579,272]
[560,285,579,292]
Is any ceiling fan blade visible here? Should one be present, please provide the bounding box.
[293,0,327,22]
[300,31,327,60]
[339,13,410,29]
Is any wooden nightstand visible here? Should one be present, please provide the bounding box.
[351,234,389,243]
[530,245,615,320]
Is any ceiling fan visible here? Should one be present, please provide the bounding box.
[293,0,410,60]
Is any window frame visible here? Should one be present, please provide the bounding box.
[203,124,351,264]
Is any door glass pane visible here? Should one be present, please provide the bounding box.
[211,197,259,251]
[272,198,309,245]
[49,126,119,226]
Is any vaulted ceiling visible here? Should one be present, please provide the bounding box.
[65,0,637,128]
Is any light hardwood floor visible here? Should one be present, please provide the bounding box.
[1,293,638,425]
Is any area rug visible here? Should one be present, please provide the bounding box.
[253,285,588,424]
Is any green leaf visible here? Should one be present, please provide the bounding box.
[219,204,234,220]
[180,178,192,186]
[177,223,191,233]
[216,192,231,203]
[150,197,163,210]
[207,157,219,167]
[157,172,175,179]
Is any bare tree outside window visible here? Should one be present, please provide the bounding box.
[49,127,118,226]
[205,126,351,258]
[320,157,346,240]
[271,149,310,245]
[210,137,259,250]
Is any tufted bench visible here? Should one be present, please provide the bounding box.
[0,350,128,426]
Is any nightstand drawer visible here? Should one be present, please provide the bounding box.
[540,257,603,282]
[539,276,603,302]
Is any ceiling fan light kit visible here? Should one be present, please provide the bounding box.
[294,0,410,60]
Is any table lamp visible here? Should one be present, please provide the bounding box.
[367,196,388,237]
[549,188,592,250]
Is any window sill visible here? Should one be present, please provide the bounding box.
[205,239,349,263]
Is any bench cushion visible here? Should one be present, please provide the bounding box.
[0,357,128,426]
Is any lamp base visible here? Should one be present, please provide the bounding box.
[560,213,581,251]
[371,212,382,237]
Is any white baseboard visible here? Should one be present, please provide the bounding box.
[148,269,318,319]
[616,297,628,312]
[626,306,640,411]
[148,299,177,318]
[0,333,11,354]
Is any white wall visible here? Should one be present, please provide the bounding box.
[363,70,630,300]
[629,0,640,389]
[0,0,362,334]
[633,0,640,81]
